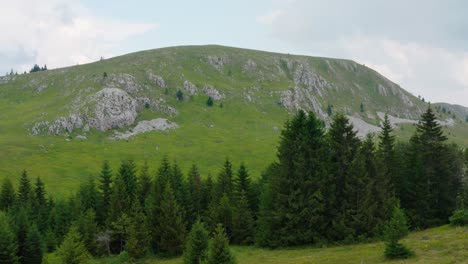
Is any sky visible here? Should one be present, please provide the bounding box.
[1,0,467,106]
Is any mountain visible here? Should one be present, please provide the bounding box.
[0,45,466,195]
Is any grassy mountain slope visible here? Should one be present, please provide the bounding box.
[0,45,467,195]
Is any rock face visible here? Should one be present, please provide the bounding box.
[292,62,328,97]
[183,80,198,95]
[146,71,166,88]
[347,116,381,137]
[88,88,138,131]
[105,73,142,94]
[112,118,178,140]
[0,75,15,84]
[279,86,326,119]
[31,114,86,135]
[202,85,224,100]
[207,56,229,71]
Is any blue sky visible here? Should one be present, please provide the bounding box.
[1,0,467,106]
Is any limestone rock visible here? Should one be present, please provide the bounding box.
[88,88,138,131]
[202,85,224,100]
[105,73,141,94]
[111,118,178,140]
[146,71,166,88]
[183,80,198,95]
[279,86,326,119]
[207,56,229,71]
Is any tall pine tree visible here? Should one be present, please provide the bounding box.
[0,178,16,211]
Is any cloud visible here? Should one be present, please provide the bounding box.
[256,10,283,25]
[0,0,157,73]
[257,0,468,106]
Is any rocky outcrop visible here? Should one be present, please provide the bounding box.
[243,59,257,72]
[293,62,328,97]
[279,86,326,119]
[183,80,198,95]
[202,85,224,100]
[146,71,166,88]
[0,75,16,84]
[31,114,86,135]
[111,118,178,140]
[88,88,138,131]
[207,56,229,71]
[104,73,142,94]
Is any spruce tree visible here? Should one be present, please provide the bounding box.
[209,193,233,238]
[205,224,236,264]
[158,183,186,256]
[378,113,396,197]
[77,178,98,213]
[0,212,19,264]
[383,204,413,259]
[261,110,328,247]
[137,161,152,206]
[125,202,150,259]
[231,191,254,245]
[32,177,49,234]
[15,209,29,264]
[183,220,209,264]
[17,170,31,206]
[217,159,234,200]
[0,178,16,211]
[23,225,42,264]
[109,160,137,221]
[187,164,203,221]
[97,161,112,225]
[76,210,98,256]
[327,113,361,241]
[57,226,90,264]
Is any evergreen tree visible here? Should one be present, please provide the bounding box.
[327,113,361,241]
[15,209,29,264]
[125,203,150,259]
[109,160,137,221]
[158,183,186,256]
[97,161,112,225]
[231,191,254,245]
[56,226,90,264]
[209,193,233,238]
[23,225,42,264]
[206,96,214,107]
[205,224,236,264]
[183,219,209,264]
[176,89,184,101]
[137,161,152,206]
[260,111,328,247]
[217,159,234,200]
[32,177,49,234]
[378,113,396,197]
[383,204,413,259]
[0,178,16,211]
[33,178,47,207]
[0,212,19,264]
[75,210,98,256]
[17,170,32,206]
[201,174,214,215]
[187,164,203,221]
[111,213,131,254]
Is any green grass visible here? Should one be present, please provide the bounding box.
[44,225,468,264]
[0,45,467,196]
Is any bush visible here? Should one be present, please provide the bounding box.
[449,209,468,226]
[206,97,214,107]
[384,242,414,259]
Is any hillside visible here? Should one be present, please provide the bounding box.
[0,45,467,194]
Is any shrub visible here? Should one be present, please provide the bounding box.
[449,209,468,226]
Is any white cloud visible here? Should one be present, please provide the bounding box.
[0,0,157,73]
[256,10,283,25]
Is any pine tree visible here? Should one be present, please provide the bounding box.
[383,204,413,259]
[206,97,214,107]
[97,161,112,225]
[187,164,203,222]
[209,193,233,238]
[233,163,254,211]
[15,209,29,264]
[22,225,42,264]
[231,191,255,245]
[76,210,98,256]
[109,160,137,221]
[0,178,16,211]
[183,220,209,264]
[137,161,152,206]
[111,213,131,254]
[378,113,396,197]
[57,226,90,264]
[260,110,328,247]
[327,113,361,241]
[17,170,32,206]
[125,203,150,259]
[217,159,234,200]
[205,224,236,264]
[0,212,19,264]
[158,183,186,256]
[33,178,47,207]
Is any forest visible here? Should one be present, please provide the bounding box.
[0,107,467,263]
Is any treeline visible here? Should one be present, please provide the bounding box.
[0,107,467,263]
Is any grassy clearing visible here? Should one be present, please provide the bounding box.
[44,225,468,264]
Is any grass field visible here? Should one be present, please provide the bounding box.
[44,225,467,264]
